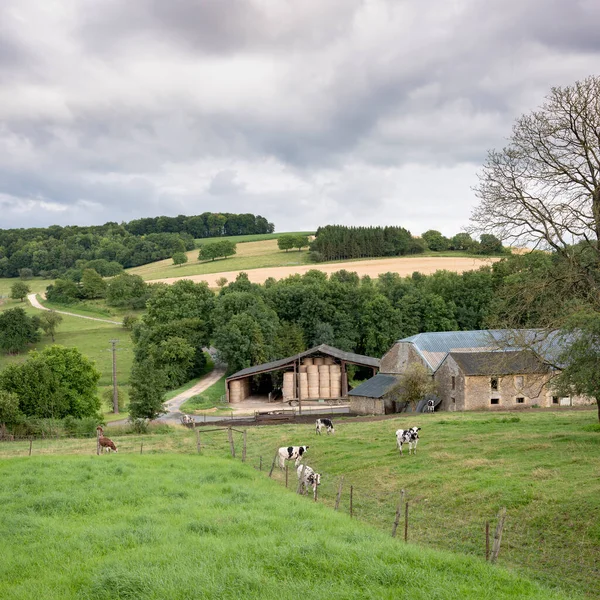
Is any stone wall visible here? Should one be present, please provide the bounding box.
[349,396,385,415]
[380,343,425,374]
[434,356,464,411]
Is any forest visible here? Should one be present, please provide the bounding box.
[309,225,505,261]
[0,212,274,277]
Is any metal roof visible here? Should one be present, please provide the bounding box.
[348,374,400,398]
[447,351,551,376]
[398,329,565,372]
[227,344,380,381]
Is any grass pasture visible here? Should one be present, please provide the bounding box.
[0,409,597,598]
[0,454,574,600]
[129,236,314,281]
[195,231,314,245]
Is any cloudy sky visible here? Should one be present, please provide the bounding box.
[1,0,599,235]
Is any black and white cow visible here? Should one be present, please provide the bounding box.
[297,465,321,498]
[315,418,335,435]
[396,427,421,455]
[278,445,309,469]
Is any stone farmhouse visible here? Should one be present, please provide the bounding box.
[350,329,593,415]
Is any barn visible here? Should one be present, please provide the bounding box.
[225,344,380,409]
[349,329,593,414]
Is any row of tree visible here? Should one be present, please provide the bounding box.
[124,213,274,238]
[277,234,310,252]
[309,225,505,262]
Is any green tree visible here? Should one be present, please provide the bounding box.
[10,281,30,302]
[102,386,127,412]
[150,336,196,388]
[39,310,63,342]
[421,230,449,251]
[274,321,305,358]
[198,240,237,261]
[0,390,22,429]
[292,235,309,251]
[216,277,228,288]
[80,268,107,299]
[450,232,476,252]
[122,314,139,330]
[0,308,41,354]
[0,345,101,418]
[45,279,80,304]
[389,363,438,411]
[172,252,188,266]
[128,360,167,420]
[553,312,600,422]
[478,234,504,255]
[106,273,149,309]
[277,235,295,252]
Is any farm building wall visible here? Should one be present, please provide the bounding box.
[434,356,464,411]
[350,397,385,415]
[380,342,426,374]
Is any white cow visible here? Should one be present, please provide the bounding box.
[396,427,421,455]
[278,445,309,469]
[297,465,321,499]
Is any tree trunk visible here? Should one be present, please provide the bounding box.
[596,398,600,423]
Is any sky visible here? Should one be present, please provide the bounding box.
[1,0,599,236]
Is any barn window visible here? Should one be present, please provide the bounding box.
[490,377,499,391]
[515,376,524,388]
[451,376,456,390]
[490,398,499,405]
[516,397,525,404]
[552,396,559,404]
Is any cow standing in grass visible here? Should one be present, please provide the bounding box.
[315,418,335,435]
[96,426,118,453]
[297,465,321,499]
[396,427,420,456]
[278,445,309,469]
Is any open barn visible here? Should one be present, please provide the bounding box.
[226,344,380,408]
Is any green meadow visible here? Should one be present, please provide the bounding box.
[0,453,575,600]
[0,409,597,598]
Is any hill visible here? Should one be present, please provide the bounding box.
[0,454,572,600]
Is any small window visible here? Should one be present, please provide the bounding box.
[552,396,559,404]
[491,378,499,391]
[515,376,524,388]
[451,376,456,390]
[516,397,525,404]
[490,398,499,405]
[451,397,456,404]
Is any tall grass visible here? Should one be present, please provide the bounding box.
[0,455,573,600]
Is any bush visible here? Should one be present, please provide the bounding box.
[63,416,103,437]
[122,314,139,330]
[128,418,149,434]
[309,251,325,263]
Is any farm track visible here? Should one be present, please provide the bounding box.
[148,255,499,287]
[27,293,122,325]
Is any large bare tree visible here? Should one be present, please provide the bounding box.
[471,76,600,265]
[471,76,600,420]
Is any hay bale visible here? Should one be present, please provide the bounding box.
[313,357,324,366]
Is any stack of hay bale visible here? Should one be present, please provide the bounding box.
[282,372,296,400]
[229,378,251,403]
[297,356,342,400]
[329,363,342,398]
[299,362,308,399]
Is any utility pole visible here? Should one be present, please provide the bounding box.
[110,339,119,414]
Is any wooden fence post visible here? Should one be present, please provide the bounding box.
[269,451,278,477]
[285,464,289,488]
[335,476,344,510]
[404,502,409,542]
[29,439,32,457]
[350,485,353,518]
[490,508,506,564]
[486,521,490,561]
[297,464,307,494]
[392,504,402,537]
[227,427,235,458]
[259,456,262,471]
[196,430,201,454]
[242,430,247,462]
[140,442,143,454]
[314,481,318,502]
[96,436,100,456]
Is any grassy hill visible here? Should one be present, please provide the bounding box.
[0,454,573,600]
[128,235,314,281]
[0,410,596,598]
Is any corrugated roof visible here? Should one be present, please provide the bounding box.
[227,344,380,381]
[448,351,551,376]
[348,374,400,398]
[398,329,565,372]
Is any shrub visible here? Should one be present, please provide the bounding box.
[122,314,139,330]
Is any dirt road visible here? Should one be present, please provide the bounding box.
[148,256,498,286]
[27,293,122,325]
